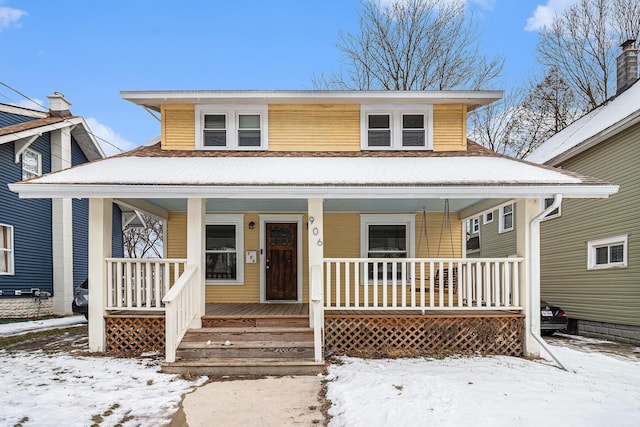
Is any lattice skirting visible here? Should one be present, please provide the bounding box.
[325,315,524,358]
[105,315,165,357]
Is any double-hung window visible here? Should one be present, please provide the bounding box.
[362,105,433,150]
[499,203,514,233]
[205,215,244,284]
[0,224,14,275]
[587,235,628,270]
[22,148,42,180]
[361,215,415,282]
[196,105,267,150]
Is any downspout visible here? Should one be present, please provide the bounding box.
[529,194,568,371]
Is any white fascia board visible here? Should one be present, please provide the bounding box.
[0,103,48,118]
[9,183,619,201]
[70,117,106,160]
[0,117,84,145]
[120,90,503,109]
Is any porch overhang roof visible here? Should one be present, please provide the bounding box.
[10,152,618,200]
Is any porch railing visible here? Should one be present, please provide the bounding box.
[163,265,199,363]
[324,257,523,311]
[105,258,187,311]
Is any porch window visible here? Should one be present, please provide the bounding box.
[587,235,628,270]
[205,214,244,284]
[499,203,514,233]
[472,217,480,233]
[0,224,14,275]
[196,105,267,150]
[360,215,415,282]
[22,148,41,180]
[361,105,433,150]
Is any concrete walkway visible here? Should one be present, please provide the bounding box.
[172,376,325,426]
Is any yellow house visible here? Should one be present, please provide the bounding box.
[11,90,617,374]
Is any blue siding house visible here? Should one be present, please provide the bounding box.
[0,94,123,318]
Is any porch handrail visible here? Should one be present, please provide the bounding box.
[324,257,523,311]
[162,265,198,363]
[105,258,187,311]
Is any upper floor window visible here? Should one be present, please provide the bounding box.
[484,211,494,224]
[196,105,268,150]
[361,105,433,150]
[0,224,14,275]
[587,235,628,270]
[499,203,514,233]
[22,148,42,180]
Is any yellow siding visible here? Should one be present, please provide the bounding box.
[161,104,195,150]
[433,104,467,151]
[268,104,360,151]
[166,212,187,258]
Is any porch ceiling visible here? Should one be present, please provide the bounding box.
[142,197,484,213]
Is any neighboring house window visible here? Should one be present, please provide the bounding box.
[205,215,244,284]
[484,211,494,224]
[196,106,268,150]
[499,203,514,233]
[472,217,480,233]
[0,224,14,275]
[360,215,415,282]
[541,197,561,220]
[587,235,628,270]
[22,148,42,180]
[361,105,433,150]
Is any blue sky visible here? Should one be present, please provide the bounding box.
[0,0,577,155]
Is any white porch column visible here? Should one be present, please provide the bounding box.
[307,198,324,362]
[51,126,74,315]
[515,198,541,357]
[88,198,112,352]
[187,198,205,328]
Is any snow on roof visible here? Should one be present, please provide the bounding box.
[527,80,640,165]
[27,155,581,186]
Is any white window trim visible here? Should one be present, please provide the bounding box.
[360,104,433,150]
[540,198,562,221]
[499,203,514,233]
[205,214,245,285]
[483,211,494,224]
[0,223,14,275]
[587,234,628,270]
[195,105,268,151]
[22,148,42,180]
[472,217,480,233]
[259,215,303,303]
[360,214,416,285]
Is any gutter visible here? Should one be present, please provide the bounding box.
[529,194,568,371]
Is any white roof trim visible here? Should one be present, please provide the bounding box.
[121,90,503,110]
[0,103,47,118]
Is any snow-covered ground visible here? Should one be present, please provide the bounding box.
[327,344,640,427]
[0,317,206,427]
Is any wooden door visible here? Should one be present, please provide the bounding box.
[265,222,297,300]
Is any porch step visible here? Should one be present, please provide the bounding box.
[181,327,314,342]
[176,340,314,360]
[161,357,324,376]
[202,315,309,328]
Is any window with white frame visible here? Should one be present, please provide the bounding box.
[205,215,244,283]
[196,105,268,150]
[472,217,480,233]
[541,197,561,220]
[21,148,42,180]
[499,203,514,233]
[484,211,494,224]
[360,215,415,282]
[0,224,14,275]
[587,235,628,270]
[361,105,433,150]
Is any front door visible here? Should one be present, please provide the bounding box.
[265,222,297,301]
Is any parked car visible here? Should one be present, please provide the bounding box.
[540,301,568,336]
[72,279,88,319]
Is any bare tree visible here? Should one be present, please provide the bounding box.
[313,0,503,90]
[536,0,640,111]
[123,213,163,258]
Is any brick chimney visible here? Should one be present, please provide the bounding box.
[616,39,638,94]
[47,92,72,118]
